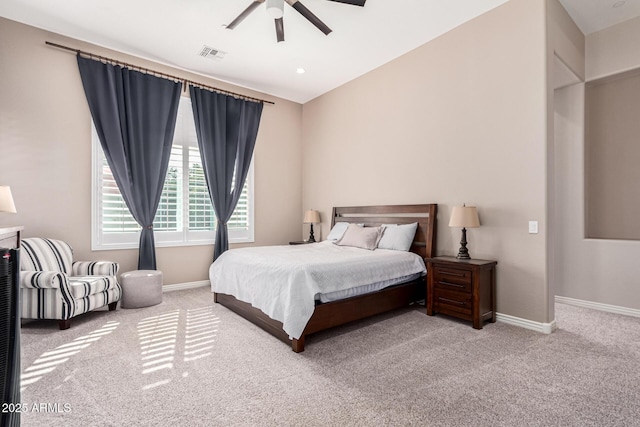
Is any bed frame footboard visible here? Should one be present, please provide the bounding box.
[213,278,425,353]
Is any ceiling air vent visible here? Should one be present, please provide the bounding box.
[199,45,226,60]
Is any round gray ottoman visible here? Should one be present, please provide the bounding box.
[121,270,163,309]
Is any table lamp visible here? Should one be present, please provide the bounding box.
[0,186,17,214]
[303,209,320,243]
[449,205,480,259]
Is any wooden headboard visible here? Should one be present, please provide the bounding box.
[331,204,437,259]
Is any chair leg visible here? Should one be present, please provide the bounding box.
[58,319,71,330]
[108,302,118,311]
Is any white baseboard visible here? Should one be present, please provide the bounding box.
[162,280,210,292]
[555,295,640,318]
[163,284,640,332]
[497,297,640,334]
[496,313,557,334]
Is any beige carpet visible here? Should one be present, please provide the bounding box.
[18,286,640,426]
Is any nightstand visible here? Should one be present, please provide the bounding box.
[289,240,315,245]
[425,256,497,329]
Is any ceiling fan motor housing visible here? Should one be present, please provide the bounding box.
[266,0,284,18]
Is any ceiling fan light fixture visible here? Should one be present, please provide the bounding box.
[266,0,284,19]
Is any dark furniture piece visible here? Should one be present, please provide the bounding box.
[289,240,314,245]
[0,226,22,427]
[426,256,496,329]
[214,204,437,352]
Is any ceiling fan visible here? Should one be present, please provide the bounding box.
[226,0,366,42]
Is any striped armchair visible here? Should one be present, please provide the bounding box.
[20,238,122,330]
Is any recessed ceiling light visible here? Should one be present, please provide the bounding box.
[613,1,626,8]
[296,68,305,74]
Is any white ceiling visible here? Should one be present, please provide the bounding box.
[559,0,640,34]
[1,0,639,104]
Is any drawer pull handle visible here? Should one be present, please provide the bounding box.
[440,270,465,277]
[438,280,465,288]
[438,297,465,305]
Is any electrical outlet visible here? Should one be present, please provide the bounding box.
[528,221,538,234]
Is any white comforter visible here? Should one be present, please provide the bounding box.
[209,241,426,339]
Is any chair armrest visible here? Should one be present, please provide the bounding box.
[20,271,69,289]
[72,261,119,276]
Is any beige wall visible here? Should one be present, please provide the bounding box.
[0,17,303,285]
[554,17,640,309]
[585,70,640,240]
[303,0,551,323]
[586,16,640,81]
[546,0,585,324]
[547,0,585,81]
[554,82,640,308]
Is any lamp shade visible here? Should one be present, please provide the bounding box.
[266,0,284,18]
[449,206,480,228]
[303,209,320,224]
[0,186,17,213]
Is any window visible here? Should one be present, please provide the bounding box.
[92,97,254,250]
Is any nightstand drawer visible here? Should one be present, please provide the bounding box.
[433,267,472,292]
[433,289,472,315]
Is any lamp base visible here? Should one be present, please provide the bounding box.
[456,227,471,259]
[308,224,316,243]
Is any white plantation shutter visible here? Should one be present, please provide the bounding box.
[101,146,183,234]
[153,145,183,232]
[101,160,139,233]
[188,146,215,231]
[229,179,249,229]
[188,147,251,231]
[92,97,254,250]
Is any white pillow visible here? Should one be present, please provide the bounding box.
[326,222,350,241]
[336,224,384,250]
[326,222,364,241]
[377,222,418,251]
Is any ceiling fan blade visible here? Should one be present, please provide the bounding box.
[286,0,332,35]
[275,17,285,42]
[326,0,366,6]
[226,0,265,30]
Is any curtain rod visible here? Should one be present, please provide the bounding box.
[45,41,275,105]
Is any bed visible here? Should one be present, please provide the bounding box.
[210,204,437,352]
